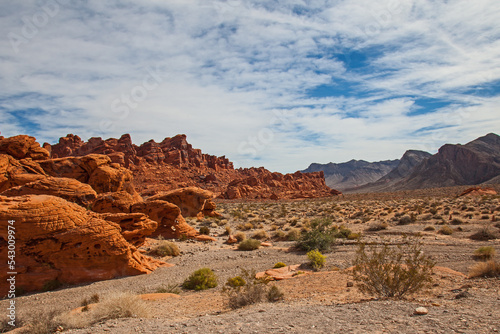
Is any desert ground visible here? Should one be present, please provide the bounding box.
[2,185,500,334]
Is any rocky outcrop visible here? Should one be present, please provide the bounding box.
[1,177,97,206]
[391,133,500,190]
[131,200,198,239]
[222,169,338,199]
[302,159,400,191]
[47,134,338,199]
[148,187,219,218]
[100,212,158,247]
[91,191,138,213]
[47,134,233,170]
[0,135,49,160]
[0,154,46,192]
[37,154,141,201]
[0,195,168,295]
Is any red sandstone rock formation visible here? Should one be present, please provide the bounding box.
[1,177,97,206]
[147,187,220,218]
[46,134,338,199]
[100,212,158,247]
[0,135,49,160]
[131,200,198,239]
[0,195,169,295]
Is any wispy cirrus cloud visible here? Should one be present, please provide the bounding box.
[1,0,499,172]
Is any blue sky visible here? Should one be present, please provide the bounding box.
[1,0,500,173]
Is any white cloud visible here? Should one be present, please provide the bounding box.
[0,0,499,172]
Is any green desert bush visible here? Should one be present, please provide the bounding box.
[238,238,261,251]
[273,262,287,268]
[473,246,496,260]
[352,238,435,298]
[182,268,218,291]
[148,241,180,257]
[307,250,326,270]
[296,217,336,252]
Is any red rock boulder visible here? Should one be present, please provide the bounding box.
[0,195,168,295]
[0,135,50,160]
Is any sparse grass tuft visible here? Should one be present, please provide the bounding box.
[469,260,500,278]
[155,283,181,294]
[273,262,287,268]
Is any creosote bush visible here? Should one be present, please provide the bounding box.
[199,226,210,235]
[352,238,436,298]
[148,240,180,257]
[438,225,454,235]
[182,268,218,291]
[307,250,326,270]
[238,238,261,251]
[470,227,498,241]
[296,217,336,252]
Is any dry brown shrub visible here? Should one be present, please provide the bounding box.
[469,260,500,278]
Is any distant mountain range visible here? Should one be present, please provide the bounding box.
[303,133,500,193]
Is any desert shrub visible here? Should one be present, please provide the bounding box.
[438,225,454,235]
[199,226,210,235]
[469,260,500,278]
[347,232,361,240]
[273,262,287,268]
[296,218,336,252]
[226,276,246,288]
[366,222,388,232]
[81,294,100,307]
[267,285,285,302]
[334,227,352,239]
[252,230,269,240]
[234,232,246,242]
[473,246,496,260]
[398,215,412,225]
[450,218,464,225]
[307,249,326,270]
[42,279,62,292]
[286,228,301,241]
[352,238,436,298]
[224,225,232,235]
[273,230,286,240]
[223,269,282,309]
[470,227,498,241]
[148,241,180,257]
[18,307,63,334]
[238,238,261,251]
[182,268,218,291]
[237,222,254,231]
[156,283,181,294]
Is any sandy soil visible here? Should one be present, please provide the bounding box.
[2,185,500,333]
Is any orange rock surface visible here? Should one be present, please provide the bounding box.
[147,187,219,218]
[0,195,169,295]
[0,135,49,160]
[1,177,97,206]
